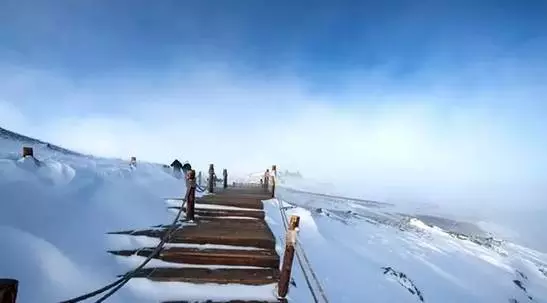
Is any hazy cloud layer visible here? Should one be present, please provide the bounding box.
[1,57,546,213]
[1,0,546,215]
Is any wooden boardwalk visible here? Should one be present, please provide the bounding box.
[108,186,282,302]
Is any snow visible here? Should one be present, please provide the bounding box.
[108,234,267,251]
[165,198,262,211]
[116,254,266,270]
[124,279,277,303]
[2,128,547,303]
[263,188,547,303]
[0,134,276,302]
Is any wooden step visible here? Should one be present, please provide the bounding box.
[109,247,280,268]
[170,206,265,219]
[195,217,261,223]
[163,300,280,303]
[127,267,279,285]
[110,220,276,249]
[216,188,270,195]
[205,193,271,200]
[195,198,264,210]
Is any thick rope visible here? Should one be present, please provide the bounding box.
[278,197,330,303]
[195,184,207,193]
[294,231,329,303]
[276,188,330,303]
[59,199,188,303]
[277,201,319,303]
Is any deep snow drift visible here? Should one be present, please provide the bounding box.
[268,187,547,303]
[1,127,546,302]
[0,130,189,302]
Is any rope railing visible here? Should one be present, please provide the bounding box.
[276,195,330,303]
[4,159,327,303]
[59,199,188,303]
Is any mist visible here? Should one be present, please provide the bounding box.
[1,58,545,214]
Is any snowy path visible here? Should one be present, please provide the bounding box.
[107,188,282,302]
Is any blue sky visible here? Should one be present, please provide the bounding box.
[2,1,546,81]
[1,0,547,210]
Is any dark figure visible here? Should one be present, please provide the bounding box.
[182,162,192,173]
[171,160,191,179]
[185,169,197,221]
[263,169,270,190]
[171,159,183,172]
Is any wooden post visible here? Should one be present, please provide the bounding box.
[185,170,196,221]
[271,165,277,198]
[289,215,300,230]
[263,169,270,192]
[277,215,300,299]
[22,147,33,158]
[0,279,18,303]
[223,169,228,189]
[208,164,215,193]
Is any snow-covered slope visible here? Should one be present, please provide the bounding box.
[1,126,546,303]
[0,128,187,302]
[270,182,547,303]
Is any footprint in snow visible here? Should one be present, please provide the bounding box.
[512,270,535,302]
[382,266,424,302]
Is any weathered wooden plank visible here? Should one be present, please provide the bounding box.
[169,207,265,219]
[114,219,276,249]
[109,247,279,268]
[128,267,279,285]
[194,198,264,210]
[163,300,281,303]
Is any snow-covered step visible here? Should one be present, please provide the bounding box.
[109,219,276,249]
[196,195,269,210]
[167,194,269,210]
[109,247,280,268]
[125,267,279,285]
[168,206,265,219]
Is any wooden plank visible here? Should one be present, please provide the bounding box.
[128,267,279,285]
[169,207,265,219]
[204,193,270,200]
[195,216,262,223]
[195,198,264,210]
[120,220,276,249]
[109,247,279,268]
[163,300,281,303]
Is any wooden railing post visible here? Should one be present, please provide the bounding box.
[0,278,18,303]
[223,169,228,189]
[277,215,300,299]
[208,164,215,193]
[185,169,196,221]
[22,147,33,158]
[271,165,277,198]
[263,169,270,193]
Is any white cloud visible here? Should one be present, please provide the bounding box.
[0,99,28,133]
[0,61,546,212]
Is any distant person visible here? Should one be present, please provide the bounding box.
[264,169,270,189]
[171,159,183,171]
[171,159,183,179]
[182,162,192,175]
[129,156,137,169]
